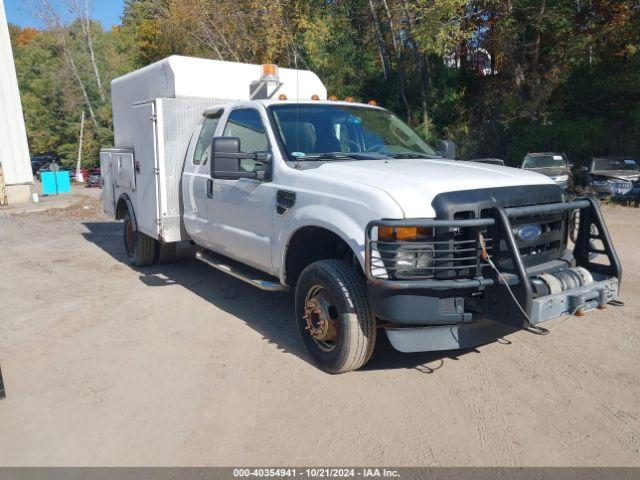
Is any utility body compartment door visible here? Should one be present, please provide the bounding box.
[99,151,116,215]
[100,149,136,216]
[131,101,161,238]
[115,152,136,191]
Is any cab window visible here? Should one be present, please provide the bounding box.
[193,113,222,165]
[223,108,269,173]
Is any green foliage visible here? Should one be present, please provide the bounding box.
[411,0,471,56]
[10,20,134,168]
[298,1,380,99]
[11,0,640,168]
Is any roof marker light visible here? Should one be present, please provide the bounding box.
[328,95,338,101]
[278,94,288,101]
[311,94,320,101]
[368,100,378,106]
[344,97,354,103]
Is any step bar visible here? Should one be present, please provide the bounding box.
[195,250,288,292]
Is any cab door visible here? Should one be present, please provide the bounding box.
[181,112,222,248]
[208,107,276,274]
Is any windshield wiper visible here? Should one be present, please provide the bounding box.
[390,152,442,159]
[303,152,382,161]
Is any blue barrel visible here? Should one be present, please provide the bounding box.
[41,171,71,195]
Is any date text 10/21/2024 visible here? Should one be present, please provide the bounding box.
[233,469,401,478]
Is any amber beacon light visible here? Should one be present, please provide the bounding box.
[261,64,279,81]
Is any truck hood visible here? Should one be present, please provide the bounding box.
[590,170,640,182]
[315,159,556,218]
[523,166,569,177]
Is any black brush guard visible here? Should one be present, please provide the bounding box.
[365,197,622,328]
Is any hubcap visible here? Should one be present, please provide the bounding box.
[304,286,339,351]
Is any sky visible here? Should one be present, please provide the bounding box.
[4,0,126,29]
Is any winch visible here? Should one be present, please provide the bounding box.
[530,267,594,298]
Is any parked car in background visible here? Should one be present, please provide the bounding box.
[581,156,640,200]
[87,168,102,188]
[469,158,506,166]
[35,161,63,180]
[521,153,573,191]
[31,154,60,175]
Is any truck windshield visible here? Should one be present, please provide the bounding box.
[592,158,639,171]
[269,104,438,161]
[522,154,566,169]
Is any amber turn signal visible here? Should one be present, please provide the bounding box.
[378,226,434,242]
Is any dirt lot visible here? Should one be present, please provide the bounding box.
[0,194,639,466]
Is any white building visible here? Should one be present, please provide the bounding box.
[0,0,33,204]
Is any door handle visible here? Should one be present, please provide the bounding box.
[207,178,214,198]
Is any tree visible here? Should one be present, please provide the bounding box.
[11,0,640,169]
[67,0,106,102]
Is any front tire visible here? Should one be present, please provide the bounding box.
[123,211,156,267]
[295,259,376,373]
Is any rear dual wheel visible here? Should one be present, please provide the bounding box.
[123,211,155,267]
[295,259,376,374]
[155,241,177,264]
[123,210,178,266]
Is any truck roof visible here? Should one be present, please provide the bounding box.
[202,100,385,115]
[525,152,563,157]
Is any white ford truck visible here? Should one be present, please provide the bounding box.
[101,56,622,373]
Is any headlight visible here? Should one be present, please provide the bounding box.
[590,175,609,185]
[377,225,435,278]
[395,249,434,277]
[554,175,569,182]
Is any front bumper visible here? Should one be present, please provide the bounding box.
[591,181,640,199]
[365,197,622,352]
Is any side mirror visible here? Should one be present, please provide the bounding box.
[436,140,456,160]
[210,136,271,180]
[580,166,589,172]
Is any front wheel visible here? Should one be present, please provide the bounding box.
[295,259,376,373]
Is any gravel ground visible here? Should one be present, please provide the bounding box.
[0,196,638,466]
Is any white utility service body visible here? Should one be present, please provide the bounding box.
[102,56,622,373]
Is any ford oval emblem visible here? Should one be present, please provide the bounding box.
[516,224,542,242]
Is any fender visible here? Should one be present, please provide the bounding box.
[116,193,137,229]
[276,204,373,283]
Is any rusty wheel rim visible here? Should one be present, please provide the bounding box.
[304,285,340,352]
